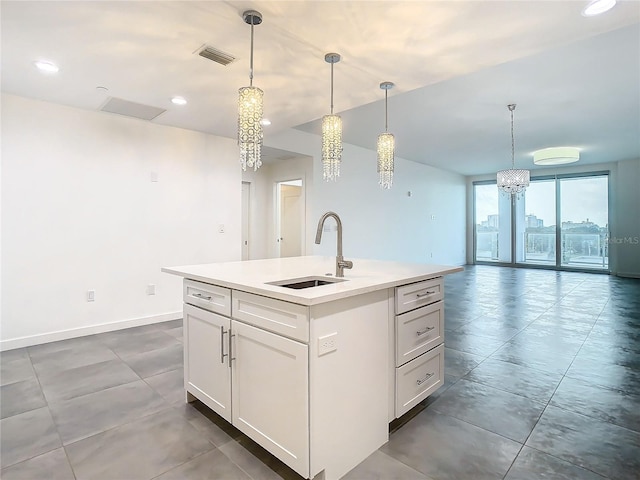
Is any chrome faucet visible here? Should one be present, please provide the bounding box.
[315,211,353,277]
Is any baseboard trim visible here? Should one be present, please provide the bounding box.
[0,311,183,352]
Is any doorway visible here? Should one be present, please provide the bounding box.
[276,179,304,258]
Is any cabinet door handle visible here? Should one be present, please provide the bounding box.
[416,372,435,386]
[416,290,436,298]
[228,333,235,368]
[220,328,228,364]
[416,326,435,337]
[193,292,212,301]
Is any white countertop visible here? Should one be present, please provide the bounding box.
[162,256,463,306]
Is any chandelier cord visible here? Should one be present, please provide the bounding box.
[509,104,516,169]
[385,89,388,132]
[249,20,255,86]
[330,62,334,115]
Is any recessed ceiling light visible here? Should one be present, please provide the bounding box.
[260,118,271,126]
[582,0,616,16]
[533,147,580,165]
[34,60,59,73]
[171,96,187,105]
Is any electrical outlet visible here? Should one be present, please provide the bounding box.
[318,332,338,356]
[218,224,225,234]
[87,290,95,302]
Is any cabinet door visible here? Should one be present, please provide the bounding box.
[184,304,231,422]
[231,320,309,478]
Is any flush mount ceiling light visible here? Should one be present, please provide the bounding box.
[497,104,530,196]
[533,147,580,165]
[582,0,616,16]
[238,10,264,172]
[171,96,187,106]
[377,81,395,190]
[322,53,343,182]
[34,60,59,73]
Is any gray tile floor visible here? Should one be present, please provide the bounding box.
[1,266,639,479]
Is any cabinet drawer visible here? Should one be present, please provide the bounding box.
[184,279,231,316]
[395,344,444,417]
[395,277,443,315]
[396,301,444,366]
[232,290,309,342]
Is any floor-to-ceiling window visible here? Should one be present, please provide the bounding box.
[474,172,609,271]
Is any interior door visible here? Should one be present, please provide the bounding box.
[279,184,302,257]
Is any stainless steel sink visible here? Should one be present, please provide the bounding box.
[266,276,347,290]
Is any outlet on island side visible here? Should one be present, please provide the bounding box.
[318,332,338,356]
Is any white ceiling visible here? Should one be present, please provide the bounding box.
[2,1,639,176]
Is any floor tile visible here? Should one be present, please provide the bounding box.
[121,343,183,378]
[381,409,521,480]
[218,436,302,480]
[0,377,46,419]
[550,376,640,432]
[100,329,180,357]
[342,450,432,480]
[526,405,640,480]
[164,326,183,341]
[177,401,242,448]
[28,343,118,377]
[0,406,61,468]
[505,446,606,479]
[49,379,168,444]
[145,368,184,405]
[65,408,214,480]
[464,358,563,404]
[453,317,522,341]
[0,349,36,386]
[490,341,574,375]
[0,447,75,480]
[444,330,505,357]
[154,449,252,479]
[429,379,546,443]
[443,348,483,377]
[566,353,640,395]
[38,358,140,403]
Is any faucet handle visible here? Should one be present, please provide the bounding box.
[340,259,353,270]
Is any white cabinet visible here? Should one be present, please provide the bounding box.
[183,283,310,478]
[231,320,308,476]
[391,277,445,418]
[183,303,231,421]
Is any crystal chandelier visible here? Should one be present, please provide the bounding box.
[497,104,529,196]
[322,53,342,181]
[377,81,395,189]
[238,10,263,171]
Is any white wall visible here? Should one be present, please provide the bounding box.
[267,129,467,266]
[465,159,640,277]
[1,94,241,349]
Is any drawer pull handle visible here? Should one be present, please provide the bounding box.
[416,326,435,336]
[416,290,436,298]
[193,292,213,301]
[220,328,228,364]
[417,372,435,386]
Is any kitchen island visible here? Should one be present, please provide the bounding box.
[162,256,462,480]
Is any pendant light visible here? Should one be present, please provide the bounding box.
[238,10,264,171]
[322,53,342,181]
[497,104,529,196]
[377,81,395,189]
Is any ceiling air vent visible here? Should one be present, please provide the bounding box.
[100,97,166,121]
[197,45,235,66]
